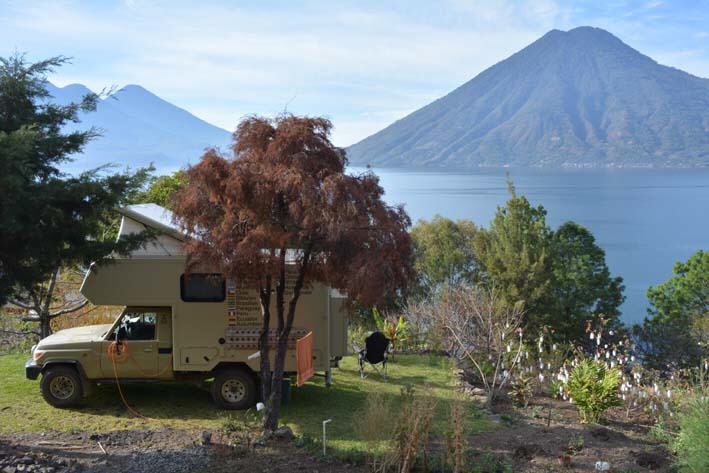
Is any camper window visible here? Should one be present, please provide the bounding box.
[180,273,226,302]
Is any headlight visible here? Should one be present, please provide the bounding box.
[33,350,45,362]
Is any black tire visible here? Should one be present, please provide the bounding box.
[211,368,257,410]
[40,366,83,408]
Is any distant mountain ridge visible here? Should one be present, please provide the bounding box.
[347,27,709,168]
[47,83,232,173]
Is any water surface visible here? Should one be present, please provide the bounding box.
[350,167,709,324]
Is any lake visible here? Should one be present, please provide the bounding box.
[350,167,709,324]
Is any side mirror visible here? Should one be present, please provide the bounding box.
[117,326,127,342]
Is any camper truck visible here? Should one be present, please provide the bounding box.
[25,204,349,409]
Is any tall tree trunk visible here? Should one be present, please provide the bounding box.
[258,277,273,406]
[263,249,287,432]
[39,313,52,339]
[263,247,311,432]
[264,333,288,431]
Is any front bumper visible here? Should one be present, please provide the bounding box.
[25,359,42,380]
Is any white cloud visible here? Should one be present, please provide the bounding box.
[1,0,707,145]
[2,0,564,145]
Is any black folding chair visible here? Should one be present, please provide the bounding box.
[357,331,391,380]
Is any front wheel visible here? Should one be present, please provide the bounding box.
[40,366,83,408]
[211,368,257,410]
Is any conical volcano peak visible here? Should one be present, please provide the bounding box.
[347,27,709,168]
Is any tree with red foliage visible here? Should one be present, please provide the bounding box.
[172,115,413,431]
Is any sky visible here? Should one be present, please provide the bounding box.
[1,0,708,147]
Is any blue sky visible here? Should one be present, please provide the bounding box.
[1,0,708,146]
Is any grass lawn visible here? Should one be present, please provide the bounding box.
[0,352,489,458]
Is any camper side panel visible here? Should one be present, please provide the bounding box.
[82,257,336,375]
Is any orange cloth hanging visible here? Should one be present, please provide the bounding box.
[296,331,315,387]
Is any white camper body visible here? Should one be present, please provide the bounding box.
[80,204,349,377]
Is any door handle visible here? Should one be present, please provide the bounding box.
[144,348,153,353]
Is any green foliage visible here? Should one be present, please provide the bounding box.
[549,378,565,399]
[135,171,187,210]
[565,359,622,423]
[550,222,625,340]
[472,184,552,334]
[406,182,624,345]
[509,375,534,408]
[410,216,477,292]
[636,250,708,371]
[0,53,152,305]
[373,308,408,353]
[566,434,584,454]
[470,452,512,473]
[472,183,623,340]
[675,395,709,473]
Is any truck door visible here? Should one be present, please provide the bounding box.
[100,308,163,378]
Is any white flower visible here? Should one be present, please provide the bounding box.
[538,373,545,382]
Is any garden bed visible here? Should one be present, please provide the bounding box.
[0,353,485,471]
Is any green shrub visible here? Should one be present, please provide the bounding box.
[675,395,709,473]
[509,375,534,408]
[566,359,622,423]
[566,434,584,455]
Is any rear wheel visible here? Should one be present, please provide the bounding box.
[211,368,257,410]
[40,366,83,408]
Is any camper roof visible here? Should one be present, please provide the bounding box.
[119,204,184,241]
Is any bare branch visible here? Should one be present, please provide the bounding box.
[0,329,40,337]
[7,299,36,311]
[49,299,89,318]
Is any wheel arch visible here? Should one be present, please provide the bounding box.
[41,360,92,397]
[211,362,258,381]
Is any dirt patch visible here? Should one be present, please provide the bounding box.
[464,394,674,472]
[0,428,363,473]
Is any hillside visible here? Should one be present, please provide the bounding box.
[347,27,709,168]
[46,83,232,173]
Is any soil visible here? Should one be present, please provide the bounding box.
[467,393,674,472]
[0,428,364,473]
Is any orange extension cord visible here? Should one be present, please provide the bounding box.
[107,341,173,419]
